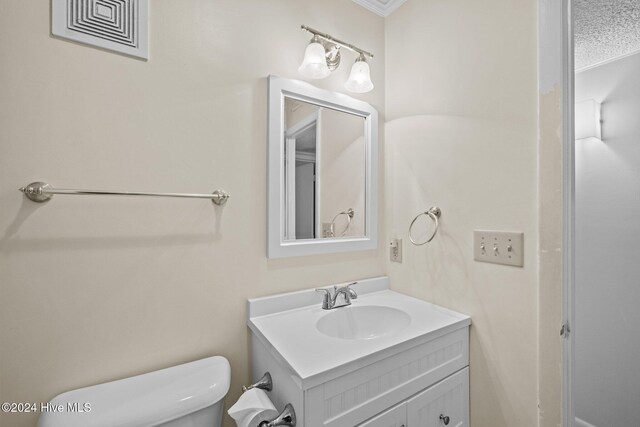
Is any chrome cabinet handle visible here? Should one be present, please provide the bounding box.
[439,414,450,425]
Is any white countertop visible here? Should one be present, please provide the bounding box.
[248,277,471,389]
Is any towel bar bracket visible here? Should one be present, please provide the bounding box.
[19,182,53,203]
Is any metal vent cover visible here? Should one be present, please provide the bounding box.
[52,0,148,59]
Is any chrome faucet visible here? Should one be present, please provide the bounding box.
[315,282,358,310]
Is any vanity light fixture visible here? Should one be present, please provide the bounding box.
[298,35,331,79]
[345,53,374,93]
[298,25,374,93]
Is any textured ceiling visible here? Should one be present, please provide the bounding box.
[350,0,408,17]
[575,0,640,71]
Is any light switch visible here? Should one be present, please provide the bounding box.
[474,230,524,267]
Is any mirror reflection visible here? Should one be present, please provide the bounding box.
[283,97,366,241]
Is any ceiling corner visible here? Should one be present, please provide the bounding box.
[351,0,409,18]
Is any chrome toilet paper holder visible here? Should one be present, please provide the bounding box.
[242,372,296,427]
[242,372,273,393]
[260,403,296,427]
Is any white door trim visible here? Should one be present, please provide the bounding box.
[285,137,296,240]
[562,2,576,426]
[284,110,322,240]
[538,1,575,425]
[314,110,322,239]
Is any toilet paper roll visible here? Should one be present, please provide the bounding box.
[240,408,279,427]
[228,388,278,427]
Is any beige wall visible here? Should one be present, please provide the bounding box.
[0,1,385,426]
[1,1,566,426]
[385,0,543,426]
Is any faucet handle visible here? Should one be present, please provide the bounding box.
[315,288,331,309]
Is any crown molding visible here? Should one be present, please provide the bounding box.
[351,0,408,17]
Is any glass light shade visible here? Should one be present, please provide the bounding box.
[575,99,602,140]
[344,58,374,93]
[298,42,330,79]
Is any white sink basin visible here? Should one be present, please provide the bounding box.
[316,305,411,340]
[248,277,471,382]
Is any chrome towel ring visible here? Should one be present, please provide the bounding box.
[330,208,354,237]
[408,207,441,245]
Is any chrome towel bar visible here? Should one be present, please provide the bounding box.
[19,181,230,206]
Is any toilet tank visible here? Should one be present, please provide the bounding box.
[38,356,231,427]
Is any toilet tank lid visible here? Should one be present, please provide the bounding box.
[38,356,231,427]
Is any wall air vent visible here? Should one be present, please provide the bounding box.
[52,0,148,59]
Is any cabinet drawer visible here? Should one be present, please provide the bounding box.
[305,327,469,427]
[357,402,406,427]
[407,367,469,427]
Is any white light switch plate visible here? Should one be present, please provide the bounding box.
[474,230,524,267]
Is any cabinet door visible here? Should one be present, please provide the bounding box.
[358,402,407,427]
[407,368,469,427]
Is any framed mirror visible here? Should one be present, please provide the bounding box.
[267,75,378,258]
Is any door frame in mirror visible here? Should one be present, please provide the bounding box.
[267,75,378,258]
[284,109,322,241]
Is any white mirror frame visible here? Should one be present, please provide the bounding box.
[267,75,378,258]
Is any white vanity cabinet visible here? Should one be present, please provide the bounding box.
[358,403,406,427]
[406,367,469,427]
[251,327,469,427]
[358,367,469,427]
[247,277,471,427]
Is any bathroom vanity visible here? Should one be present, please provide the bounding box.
[247,277,470,427]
